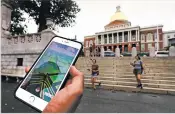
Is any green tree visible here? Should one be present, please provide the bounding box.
[10,8,27,35]
[15,0,80,32]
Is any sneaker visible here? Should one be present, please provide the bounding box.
[99,82,101,86]
[138,84,143,89]
[93,87,96,90]
[136,84,140,88]
[140,84,143,89]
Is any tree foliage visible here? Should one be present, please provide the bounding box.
[13,0,80,32]
[10,8,27,35]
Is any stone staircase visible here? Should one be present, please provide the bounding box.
[75,57,175,95]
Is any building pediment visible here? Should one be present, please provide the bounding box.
[104,20,131,31]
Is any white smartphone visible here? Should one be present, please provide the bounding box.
[14,36,82,112]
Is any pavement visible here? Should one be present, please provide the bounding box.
[1,79,175,113]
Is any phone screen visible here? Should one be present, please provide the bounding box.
[20,40,79,103]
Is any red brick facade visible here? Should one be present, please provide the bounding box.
[84,28,164,54]
[140,28,163,52]
[84,37,95,55]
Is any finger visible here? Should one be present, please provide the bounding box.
[25,66,30,73]
[65,79,72,87]
[69,66,82,78]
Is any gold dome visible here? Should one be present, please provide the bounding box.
[110,6,128,22]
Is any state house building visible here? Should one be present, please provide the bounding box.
[84,6,163,56]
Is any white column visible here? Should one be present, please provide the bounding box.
[128,31,130,42]
[96,36,98,45]
[107,34,109,44]
[138,30,140,41]
[136,30,138,41]
[130,31,132,42]
[122,32,124,42]
[112,33,114,44]
[117,32,119,43]
[101,35,104,44]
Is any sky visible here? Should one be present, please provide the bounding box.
[25,0,175,42]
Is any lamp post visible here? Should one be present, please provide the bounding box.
[46,17,53,29]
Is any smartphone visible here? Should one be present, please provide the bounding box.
[14,36,82,112]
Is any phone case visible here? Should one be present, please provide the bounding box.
[14,35,83,112]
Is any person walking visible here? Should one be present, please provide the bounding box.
[130,54,145,89]
[90,59,101,90]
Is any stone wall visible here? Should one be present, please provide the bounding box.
[1,30,57,77]
[1,30,56,54]
[1,54,39,77]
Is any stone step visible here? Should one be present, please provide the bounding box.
[84,79,175,89]
[76,64,175,69]
[85,76,175,85]
[84,83,175,95]
[81,69,175,74]
[83,73,175,78]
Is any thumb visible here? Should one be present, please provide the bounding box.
[69,66,82,78]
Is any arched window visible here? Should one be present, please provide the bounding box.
[146,33,153,42]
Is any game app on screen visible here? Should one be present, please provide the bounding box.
[20,41,79,102]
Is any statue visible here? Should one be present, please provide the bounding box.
[116,6,121,12]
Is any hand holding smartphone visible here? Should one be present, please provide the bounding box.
[14,36,83,112]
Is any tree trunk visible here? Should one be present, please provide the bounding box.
[38,1,50,32]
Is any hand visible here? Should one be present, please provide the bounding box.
[25,66,84,113]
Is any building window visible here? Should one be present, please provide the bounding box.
[141,34,145,42]
[86,41,89,47]
[119,36,122,42]
[114,33,117,43]
[17,58,23,66]
[98,35,101,44]
[147,33,153,42]
[131,35,136,41]
[89,40,93,46]
[141,44,145,52]
[109,34,112,43]
[148,43,152,50]
[104,35,107,44]
[124,35,128,42]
